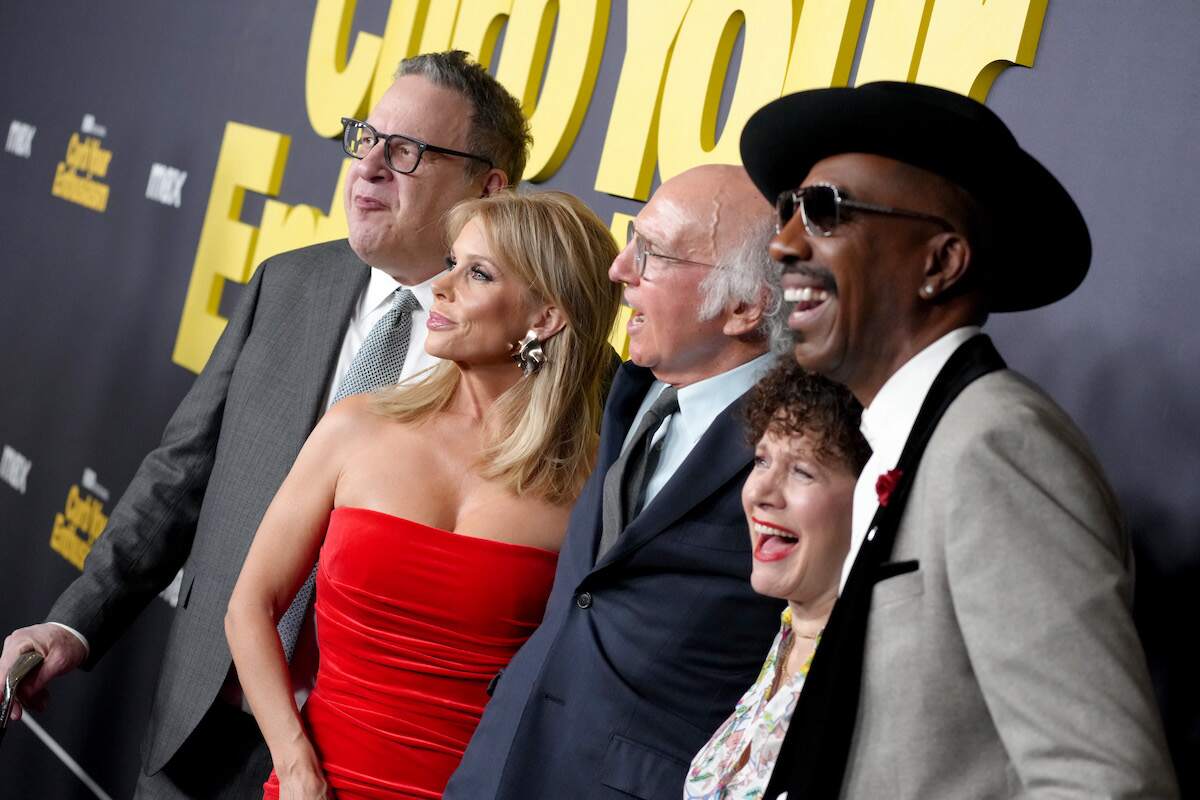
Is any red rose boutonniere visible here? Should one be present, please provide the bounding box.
[875,468,903,507]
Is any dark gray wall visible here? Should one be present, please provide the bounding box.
[1,1,1196,797]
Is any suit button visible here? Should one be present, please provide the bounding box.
[576,591,593,609]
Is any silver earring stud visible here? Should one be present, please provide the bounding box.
[921,284,935,298]
[512,329,546,376]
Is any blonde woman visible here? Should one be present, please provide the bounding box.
[225,190,621,800]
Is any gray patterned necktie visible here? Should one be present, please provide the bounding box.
[276,287,421,661]
[597,386,679,560]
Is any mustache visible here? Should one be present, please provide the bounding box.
[778,261,837,293]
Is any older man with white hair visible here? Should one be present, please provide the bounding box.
[446,164,786,800]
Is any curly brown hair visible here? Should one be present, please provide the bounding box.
[743,357,871,475]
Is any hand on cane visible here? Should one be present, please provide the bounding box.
[0,623,88,721]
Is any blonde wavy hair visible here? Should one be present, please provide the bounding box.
[371,190,622,505]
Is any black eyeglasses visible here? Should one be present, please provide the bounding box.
[341,117,493,175]
[775,182,955,237]
[626,227,715,279]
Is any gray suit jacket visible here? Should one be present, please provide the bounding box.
[841,369,1177,798]
[47,239,369,775]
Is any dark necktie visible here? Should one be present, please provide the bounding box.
[597,386,679,559]
[276,287,421,661]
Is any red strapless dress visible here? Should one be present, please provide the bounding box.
[262,507,557,800]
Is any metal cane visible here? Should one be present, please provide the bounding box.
[0,651,44,747]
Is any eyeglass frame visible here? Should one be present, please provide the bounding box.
[340,117,493,175]
[775,182,955,237]
[627,226,716,279]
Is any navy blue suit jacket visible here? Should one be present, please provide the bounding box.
[445,361,783,800]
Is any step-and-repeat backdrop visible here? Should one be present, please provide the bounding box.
[2,2,1197,797]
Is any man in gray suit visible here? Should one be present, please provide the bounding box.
[0,51,528,799]
[739,82,1178,798]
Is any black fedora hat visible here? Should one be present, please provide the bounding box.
[739,81,1091,312]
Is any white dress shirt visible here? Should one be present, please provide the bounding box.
[842,327,982,592]
[53,266,442,659]
[625,352,775,509]
[323,266,440,409]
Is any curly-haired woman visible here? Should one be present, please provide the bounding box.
[685,358,870,800]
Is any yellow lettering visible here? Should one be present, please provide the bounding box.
[609,305,634,361]
[314,159,353,244]
[255,204,325,267]
[51,162,109,212]
[854,0,933,85]
[172,122,290,374]
[418,0,462,51]
[50,511,86,570]
[495,0,609,181]
[855,0,1047,98]
[450,0,513,67]
[369,0,433,109]
[64,485,86,529]
[607,212,635,358]
[65,134,87,171]
[89,506,108,539]
[593,0,692,201]
[90,145,112,178]
[306,0,383,138]
[783,0,869,92]
[657,1,796,182]
[252,159,352,265]
[50,485,107,570]
[915,0,1048,100]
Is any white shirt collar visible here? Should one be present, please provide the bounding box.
[626,351,775,453]
[631,351,776,509]
[859,326,983,467]
[363,267,437,315]
[840,326,982,593]
[670,351,775,445]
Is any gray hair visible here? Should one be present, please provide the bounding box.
[395,50,532,184]
[697,213,785,348]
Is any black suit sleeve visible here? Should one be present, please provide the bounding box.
[46,264,268,667]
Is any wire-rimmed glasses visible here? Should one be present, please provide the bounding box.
[627,226,716,279]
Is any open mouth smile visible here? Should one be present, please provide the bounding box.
[781,270,835,326]
[752,517,800,562]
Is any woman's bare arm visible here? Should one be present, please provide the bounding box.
[225,399,362,797]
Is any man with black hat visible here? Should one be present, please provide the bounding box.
[740,82,1177,799]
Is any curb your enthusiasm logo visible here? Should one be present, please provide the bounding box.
[51,114,112,212]
[50,468,110,570]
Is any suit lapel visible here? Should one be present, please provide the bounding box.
[576,363,656,571]
[596,363,657,474]
[766,334,1007,800]
[297,242,370,426]
[592,390,753,571]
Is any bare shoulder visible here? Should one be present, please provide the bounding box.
[311,394,397,451]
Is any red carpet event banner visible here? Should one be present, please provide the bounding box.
[1,1,1197,797]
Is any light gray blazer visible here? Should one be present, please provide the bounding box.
[841,369,1178,799]
[47,239,369,775]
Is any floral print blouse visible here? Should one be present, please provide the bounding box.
[683,608,814,800]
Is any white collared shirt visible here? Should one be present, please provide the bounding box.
[842,326,982,592]
[323,266,440,410]
[626,352,775,510]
